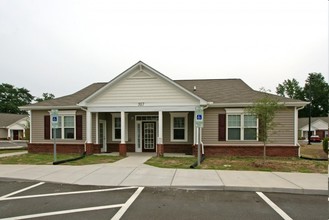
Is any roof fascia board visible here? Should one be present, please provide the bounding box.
[78,61,208,106]
[87,105,198,112]
[19,106,80,111]
[209,101,309,108]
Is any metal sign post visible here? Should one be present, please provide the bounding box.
[195,106,204,167]
[51,110,58,162]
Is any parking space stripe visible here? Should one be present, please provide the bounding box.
[256,192,292,220]
[0,186,137,201]
[0,182,45,199]
[112,187,144,220]
[0,204,124,220]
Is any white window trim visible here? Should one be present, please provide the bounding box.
[170,112,188,142]
[111,113,128,142]
[225,109,258,141]
[50,111,76,140]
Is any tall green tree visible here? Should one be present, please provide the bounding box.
[276,78,304,100]
[302,73,329,118]
[247,90,283,162]
[35,93,55,102]
[276,73,329,117]
[0,83,34,114]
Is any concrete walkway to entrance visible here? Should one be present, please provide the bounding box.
[0,153,326,195]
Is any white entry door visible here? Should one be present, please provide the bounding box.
[99,120,107,152]
[142,122,156,152]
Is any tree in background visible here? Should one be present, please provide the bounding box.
[247,90,283,162]
[276,78,304,100]
[276,73,329,117]
[0,83,34,114]
[303,73,329,118]
[35,93,55,102]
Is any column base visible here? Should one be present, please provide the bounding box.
[119,143,127,157]
[85,143,94,155]
[157,144,164,157]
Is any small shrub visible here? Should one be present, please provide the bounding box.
[322,137,328,154]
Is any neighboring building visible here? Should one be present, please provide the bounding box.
[20,61,307,156]
[298,117,329,140]
[0,113,29,140]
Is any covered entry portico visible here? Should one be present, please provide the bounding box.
[85,108,199,156]
[79,62,207,156]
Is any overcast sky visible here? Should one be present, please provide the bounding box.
[0,0,328,98]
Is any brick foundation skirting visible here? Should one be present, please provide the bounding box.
[192,145,299,157]
[107,143,193,154]
[28,143,298,157]
[28,143,85,154]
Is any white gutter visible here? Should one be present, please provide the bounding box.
[19,105,81,111]
[209,101,308,108]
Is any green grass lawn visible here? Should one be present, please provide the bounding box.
[145,156,327,173]
[0,153,122,165]
[299,142,327,159]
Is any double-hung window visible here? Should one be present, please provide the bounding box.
[51,111,76,140]
[112,113,128,141]
[226,109,258,141]
[170,113,188,142]
[227,115,241,140]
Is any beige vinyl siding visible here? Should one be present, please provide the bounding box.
[0,128,7,139]
[268,108,295,145]
[202,107,295,145]
[31,110,86,144]
[163,112,194,144]
[87,72,199,107]
[202,108,225,144]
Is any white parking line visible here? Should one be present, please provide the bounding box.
[256,192,292,220]
[0,182,45,199]
[0,186,137,201]
[0,186,144,220]
[112,187,144,220]
[0,204,124,220]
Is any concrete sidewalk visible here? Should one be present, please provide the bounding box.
[0,153,327,195]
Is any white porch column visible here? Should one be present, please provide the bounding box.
[95,113,99,144]
[158,111,163,145]
[120,111,125,144]
[157,111,164,157]
[86,111,92,143]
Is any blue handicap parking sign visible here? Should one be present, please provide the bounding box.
[197,114,202,120]
[52,116,58,122]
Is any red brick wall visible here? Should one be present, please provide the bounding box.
[192,145,298,157]
[107,144,135,153]
[163,144,193,155]
[28,143,85,154]
[28,143,298,157]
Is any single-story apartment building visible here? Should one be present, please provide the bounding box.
[21,61,307,157]
[298,117,329,140]
[0,113,29,140]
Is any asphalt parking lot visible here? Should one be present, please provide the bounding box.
[0,178,327,220]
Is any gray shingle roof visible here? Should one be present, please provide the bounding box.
[174,79,303,104]
[0,113,28,127]
[20,83,107,109]
[21,78,306,110]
